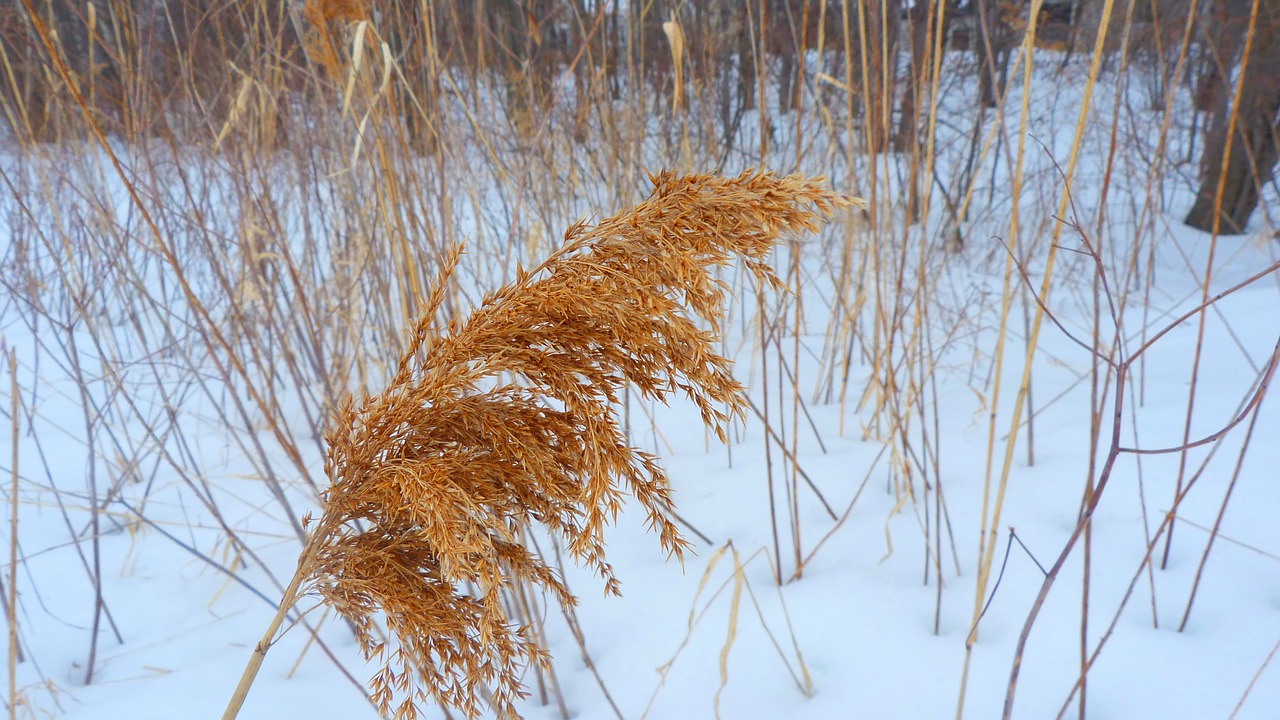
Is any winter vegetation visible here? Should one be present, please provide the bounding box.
[1,1,1278,719]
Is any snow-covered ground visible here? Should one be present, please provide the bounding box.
[3,52,1279,720]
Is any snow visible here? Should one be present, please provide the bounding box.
[3,52,1280,720]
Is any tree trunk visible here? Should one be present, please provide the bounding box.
[1192,0,1247,112]
[737,7,756,111]
[859,0,899,154]
[896,0,939,224]
[895,0,940,151]
[975,0,1012,108]
[1185,1,1280,234]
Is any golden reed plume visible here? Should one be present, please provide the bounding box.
[222,170,855,720]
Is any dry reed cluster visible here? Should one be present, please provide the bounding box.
[222,169,851,720]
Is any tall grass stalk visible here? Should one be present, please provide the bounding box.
[6,348,18,720]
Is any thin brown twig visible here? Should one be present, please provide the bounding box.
[7,348,19,720]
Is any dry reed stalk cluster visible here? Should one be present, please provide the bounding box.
[222,170,851,720]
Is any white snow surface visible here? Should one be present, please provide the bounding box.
[3,56,1280,720]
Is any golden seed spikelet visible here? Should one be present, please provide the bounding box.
[304,170,852,719]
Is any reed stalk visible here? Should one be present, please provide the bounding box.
[221,169,852,719]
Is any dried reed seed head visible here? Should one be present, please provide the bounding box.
[300,0,373,81]
[306,170,853,719]
[303,0,369,26]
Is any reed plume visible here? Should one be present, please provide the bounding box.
[221,169,855,720]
